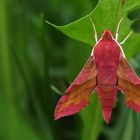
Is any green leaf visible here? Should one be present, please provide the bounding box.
[124,0,140,11]
[46,0,140,45]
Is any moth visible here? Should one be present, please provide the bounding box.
[54,17,140,124]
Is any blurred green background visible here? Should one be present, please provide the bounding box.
[0,0,140,140]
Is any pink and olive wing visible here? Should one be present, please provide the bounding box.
[117,55,140,112]
[54,56,97,120]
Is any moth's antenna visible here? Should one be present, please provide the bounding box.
[115,17,123,41]
[90,17,98,43]
[120,31,133,45]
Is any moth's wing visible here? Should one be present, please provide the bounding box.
[117,55,140,112]
[54,56,97,120]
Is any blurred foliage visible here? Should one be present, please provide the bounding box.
[0,0,140,140]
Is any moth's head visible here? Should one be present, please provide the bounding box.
[101,30,113,40]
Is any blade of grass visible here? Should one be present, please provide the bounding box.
[121,111,134,140]
[81,94,103,140]
[0,0,20,139]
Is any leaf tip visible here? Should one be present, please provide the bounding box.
[45,20,51,25]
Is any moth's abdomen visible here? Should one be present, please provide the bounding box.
[97,86,118,124]
[97,86,117,108]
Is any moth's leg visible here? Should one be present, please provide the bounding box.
[116,77,118,86]
[90,17,98,43]
[96,75,98,86]
[120,31,133,45]
[115,17,123,41]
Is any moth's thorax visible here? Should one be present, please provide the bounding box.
[93,30,121,69]
[93,30,121,86]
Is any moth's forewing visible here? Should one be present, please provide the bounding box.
[54,56,97,120]
[117,55,140,112]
